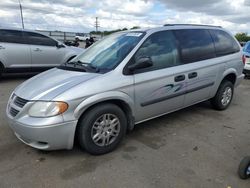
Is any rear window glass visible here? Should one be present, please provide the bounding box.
[174,29,216,64]
[210,29,240,56]
[0,30,23,44]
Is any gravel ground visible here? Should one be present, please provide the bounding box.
[0,75,249,188]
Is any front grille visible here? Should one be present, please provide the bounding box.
[14,96,29,108]
[9,107,19,117]
[8,95,29,117]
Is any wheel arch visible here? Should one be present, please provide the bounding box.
[0,60,4,69]
[222,72,237,85]
[211,69,237,99]
[0,60,4,75]
[74,92,135,132]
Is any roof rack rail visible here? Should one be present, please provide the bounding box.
[163,24,222,28]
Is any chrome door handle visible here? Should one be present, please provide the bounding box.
[188,72,198,79]
[0,46,5,50]
[34,48,42,52]
[174,75,185,82]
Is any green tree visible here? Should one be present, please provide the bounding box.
[130,26,140,30]
[235,33,250,42]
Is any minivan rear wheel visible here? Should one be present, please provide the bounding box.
[211,80,234,110]
[77,103,127,155]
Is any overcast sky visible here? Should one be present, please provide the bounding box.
[0,0,249,34]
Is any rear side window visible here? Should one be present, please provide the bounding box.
[210,30,240,56]
[23,32,57,46]
[174,29,216,64]
[0,30,23,44]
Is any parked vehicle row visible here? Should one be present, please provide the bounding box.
[6,25,244,155]
[242,41,250,77]
[0,28,84,77]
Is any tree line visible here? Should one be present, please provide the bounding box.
[235,33,250,42]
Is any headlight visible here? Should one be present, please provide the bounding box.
[28,101,68,117]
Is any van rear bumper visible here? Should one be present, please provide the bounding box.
[235,74,245,87]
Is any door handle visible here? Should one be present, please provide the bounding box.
[34,48,42,52]
[174,75,185,82]
[0,46,5,50]
[188,72,198,79]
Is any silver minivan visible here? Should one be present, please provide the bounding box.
[6,25,244,155]
[0,28,83,77]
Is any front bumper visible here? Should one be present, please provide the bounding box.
[7,117,78,150]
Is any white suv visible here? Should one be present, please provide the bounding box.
[0,28,84,77]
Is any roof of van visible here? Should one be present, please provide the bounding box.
[132,24,224,33]
[163,24,222,28]
[1,24,224,34]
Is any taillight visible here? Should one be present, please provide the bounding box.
[242,55,246,64]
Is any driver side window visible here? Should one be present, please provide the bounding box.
[133,30,181,73]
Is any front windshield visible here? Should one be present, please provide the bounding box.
[64,31,145,73]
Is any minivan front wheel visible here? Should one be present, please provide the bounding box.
[211,80,234,110]
[0,64,3,79]
[77,103,127,155]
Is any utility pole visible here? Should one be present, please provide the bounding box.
[95,17,100,32]
[18,0,24,29]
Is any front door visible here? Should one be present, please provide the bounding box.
[131,30,186,122]
[23,31,65,70]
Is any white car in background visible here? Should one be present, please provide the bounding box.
[75,35,90,41]
[243,41,250,78]
[0,28,84,77]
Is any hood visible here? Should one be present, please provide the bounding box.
[68,46,85,54]
[14,68,99,101]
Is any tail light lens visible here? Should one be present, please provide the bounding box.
[242,55,246,64]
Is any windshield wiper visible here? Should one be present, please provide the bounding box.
[67,60,84,67]
[74,61,100,72]
[65,60,100,73]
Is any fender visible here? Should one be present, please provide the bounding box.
[222,68,237,79]
[210,68,237,98]
[0,58,5,69]
[74,91,135,119]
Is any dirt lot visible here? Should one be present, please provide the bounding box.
[0,75,250,188]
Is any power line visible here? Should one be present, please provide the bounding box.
[95,17,100,32]
[18,0,24,29]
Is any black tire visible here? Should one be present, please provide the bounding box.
[77,103,127,155]
[211,80,234,110]
[238,156,250,179]
[0,63,3,79]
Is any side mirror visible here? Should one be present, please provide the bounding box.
[128,57,153,72]
[56,42,65,48]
